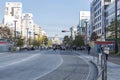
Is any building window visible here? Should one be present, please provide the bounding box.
[105,0,111,2]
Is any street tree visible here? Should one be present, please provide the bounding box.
[107,20,120,54]
[0,26,13,40]
[37,35,43,46]
[107,20,120,39]
[47,39,52,46]
[16,36,25,48]
[33,35,43,47]
[63,35,71,45]
[42,36,48,45]
[90,32,99,41]
[72,35,85,47]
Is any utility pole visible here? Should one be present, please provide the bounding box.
[115,0,118,53]
[14,20,17,46]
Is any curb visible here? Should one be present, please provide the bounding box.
[90,60,103,80]
[89,60,99,80]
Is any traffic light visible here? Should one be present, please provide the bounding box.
[62,30,69,32]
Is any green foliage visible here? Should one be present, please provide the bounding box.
[32,35,49,47]
[0,26,13,39]
[72,35,85,47]
[63,35,71,45]
[16,36,25,47]
[107,20,120,38]
[110,51,120,56]
[90,32,99,41]
[48,39,52,46]
[42,36,48,45]
[36,35,43,46]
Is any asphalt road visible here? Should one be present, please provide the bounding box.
[37,50,90,80]
[0,50,97,80]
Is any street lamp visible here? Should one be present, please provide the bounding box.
[115,0,118,53]
[24,14,31,48]
[84,21,88,44]
[14,20,17,46]
[28,31,31,45]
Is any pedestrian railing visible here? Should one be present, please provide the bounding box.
[94,53,107,80]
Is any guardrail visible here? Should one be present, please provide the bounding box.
[92,53,107,80]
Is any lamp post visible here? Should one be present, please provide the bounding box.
[84,21,88,44]
[26,28,29,48]
[24,14,30,49]
[115,0,118,53]
[28,31,31,46]
[14,20,17,46]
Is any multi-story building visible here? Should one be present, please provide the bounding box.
[105,1,115,39]
[34,24,42,36]
[22,13,34,39]
[90,0,114,41]
[70,26,77,40]
[52,35,62,45]
[77,11,90,36]
[41,30,47,36]
[77,11,90,44]
[105,0,120,39]
[3,2,22,34]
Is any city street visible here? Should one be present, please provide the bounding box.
[0,50,97,80]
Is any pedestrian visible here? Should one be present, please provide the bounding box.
[98,45,103,54]
[87,44,91,54]
[104,44,110,60]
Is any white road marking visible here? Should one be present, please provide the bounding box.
[34,50,63,80]
[0,54,41,68]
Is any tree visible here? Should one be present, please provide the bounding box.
[42,36,48,45]
[16,36,25,48]
[90,32,99,41]
[63,35,70,45]
[33,35,43,47]
[72,35,85,47]
[47,39,52,46]
[0,26,13,40]
[107,20,120,53]
[37,35,43,46]
[107,20,120,39]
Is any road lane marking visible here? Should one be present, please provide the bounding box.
[0,54,41,68]
[33,50,63,80]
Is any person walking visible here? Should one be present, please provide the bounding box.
[98,45,103,54]
[87,44,91,54]
[104,45,110,60]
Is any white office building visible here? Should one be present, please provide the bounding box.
[22,13,34,38]
[77,11,90,36]
[70,26,77,40]
[52,35,62,45]
[3,2,22,34]
[3,2,47,42]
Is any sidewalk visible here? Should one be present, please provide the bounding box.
[75,49,120,80]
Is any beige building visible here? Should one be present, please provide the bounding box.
[34,24,42,35]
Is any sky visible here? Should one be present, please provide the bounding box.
[0,0,91,38]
